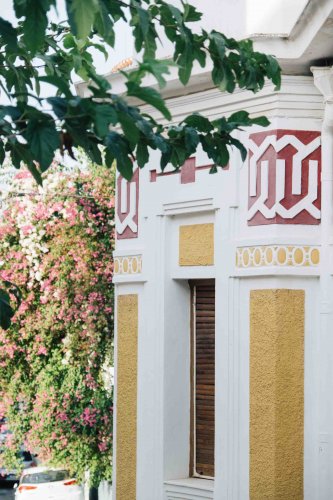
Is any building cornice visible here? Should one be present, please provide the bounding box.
[141,76,324,125]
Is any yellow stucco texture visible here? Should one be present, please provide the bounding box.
[116,294,138,500]
[179,223,214,266]
[250,289,304,500]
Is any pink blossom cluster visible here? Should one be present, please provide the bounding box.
[0,165,115,482]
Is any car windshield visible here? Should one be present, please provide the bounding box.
[21,470,69,484]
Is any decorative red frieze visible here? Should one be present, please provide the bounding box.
[149,157,223,184]
[248,129,321,226]
[116,168,139,239]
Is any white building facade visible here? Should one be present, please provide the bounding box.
[110,1,333,498]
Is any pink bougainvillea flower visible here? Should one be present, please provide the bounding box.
[0,164,115,485]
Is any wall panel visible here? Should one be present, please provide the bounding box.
[250,289,304,500]
[116,294,138,500]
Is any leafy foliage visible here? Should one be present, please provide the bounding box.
[0,0,281,186]
[0,164,115,486]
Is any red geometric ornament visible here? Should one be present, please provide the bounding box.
[116,168,139,239]
[248,130,321,225]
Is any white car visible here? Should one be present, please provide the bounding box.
[14,467,84,499]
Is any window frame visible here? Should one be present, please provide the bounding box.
[189,279,215,480]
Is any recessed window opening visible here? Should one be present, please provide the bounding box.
[190,280,215,479]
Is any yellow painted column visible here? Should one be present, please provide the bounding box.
[116,294,138,500]
[250,289,304,500]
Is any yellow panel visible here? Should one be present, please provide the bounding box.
[250,289,304,500]
[179,223,214,266]
[116,295,138,500]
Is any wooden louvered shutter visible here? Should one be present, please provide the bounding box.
[191,280,215,478]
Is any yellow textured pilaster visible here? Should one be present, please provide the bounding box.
[179,223,214,266]
[250,289,304,500]
[116,294,138,500]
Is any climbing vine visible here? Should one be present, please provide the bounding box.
[0,163,115,486]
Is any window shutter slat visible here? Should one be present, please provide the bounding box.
[194,282,215,478]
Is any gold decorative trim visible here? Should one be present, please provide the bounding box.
[236,245,320,268]
[114,255,142,275]
[112,57,133,73]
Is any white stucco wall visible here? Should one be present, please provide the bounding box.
[113,75,333,499]
[246,0,309,36]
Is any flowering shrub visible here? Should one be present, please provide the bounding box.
[0,164,115,486]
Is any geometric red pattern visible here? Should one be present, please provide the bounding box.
[116,168,139,239]
[248,129,321,226]
[150,157,216,184]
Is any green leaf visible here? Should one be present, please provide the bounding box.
[26,162,43,185]
[130,59,172,89]
[0,106,22,121]
[94,105,118,137]
[84,137,103,165]
[25,118,60,171]
[10,142,33,167]
[8,142,43,184]
[66,0,99,39]
[63,34,76,49]
[0,18,18,51]
[0,142,5,165]
[93,0,124,46]
[13,0,27,18]
[215,141,229,166]
[267,55,281,90]
[91,42,109,60]
[230,137,247,162]
[135,5,150,37]
[183,114,214,133]
[94,10,115,46]
[105,132,133,180]
[118,111,139,147]
[184,127,199,153]
[126,82,172,120]
[47,97,68,118]
[182,2,202,22]
[104,148,114,168]
[165,4,183,24]
[228,110,250,124]
[178,41,193,85]
[23,0,52,54]
[250,116,270,127]
[0,289,15,331]
[209,31,226,60]
[39,76,72,98]
[136,140,149,168]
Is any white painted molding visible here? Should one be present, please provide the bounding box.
[251,0,333,71]
[235,237,321,246]
[77,72,323,122]
[113,248,144,258]
[112,275,147,284]
[171,267,216,280]
[140,76,324,126]
[164,478,214,500]
[232,267,321,277]
[162,197,217,216]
